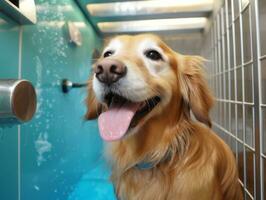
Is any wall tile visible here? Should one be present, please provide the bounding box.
[19,0,103,199]
[0,13,19,200]
[1,0,104,199]
[0,13,19,78]
[0,126,18,200]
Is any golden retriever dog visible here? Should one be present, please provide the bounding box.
[85,34,243,200]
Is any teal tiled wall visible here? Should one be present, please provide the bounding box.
[0,1,104,199]
[0,13,20,200]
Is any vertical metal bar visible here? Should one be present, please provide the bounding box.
[213,19,217,122]
[215,18,219,123]
[250,0,262,199]
[247,2,257,197]
[226,0,232,143]
[221,6,226,133]
[218,11,222,125]
[232,0,239,166]
[238,0,248,197]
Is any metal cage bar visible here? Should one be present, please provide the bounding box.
[203,0,264,199]
[250,1,263,199]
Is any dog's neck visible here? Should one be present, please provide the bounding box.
[107,97,193,173]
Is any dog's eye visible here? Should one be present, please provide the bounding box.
[103,51,113,58]
[145,50,163,61]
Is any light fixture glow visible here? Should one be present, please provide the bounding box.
[87,0,213,17]
[97,17,208,33]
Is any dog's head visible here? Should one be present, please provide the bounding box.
[85,34,214,141]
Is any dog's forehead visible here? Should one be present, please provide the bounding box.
[105,35,163,52]
[105,38,123,51]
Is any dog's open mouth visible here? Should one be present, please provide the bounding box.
[98,92,160,141]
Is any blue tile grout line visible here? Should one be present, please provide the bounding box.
[18,25,22,200]
[18,26,22,79]
[18,125,21,200]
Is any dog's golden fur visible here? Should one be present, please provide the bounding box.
[86,34,243,200]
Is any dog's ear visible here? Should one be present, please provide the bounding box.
[85,76,102,120]
[178,55,214,127]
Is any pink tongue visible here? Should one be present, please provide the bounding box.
[98,101,141,141]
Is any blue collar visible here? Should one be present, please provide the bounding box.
[135,152,171,170]
[135,161,156,170]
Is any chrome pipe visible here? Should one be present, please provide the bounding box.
[0,79,37,124]
[61,79,88,93]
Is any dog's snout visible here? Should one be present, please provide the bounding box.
[95,59,127,85]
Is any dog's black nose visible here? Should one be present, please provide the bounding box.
[94,59,127,85]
